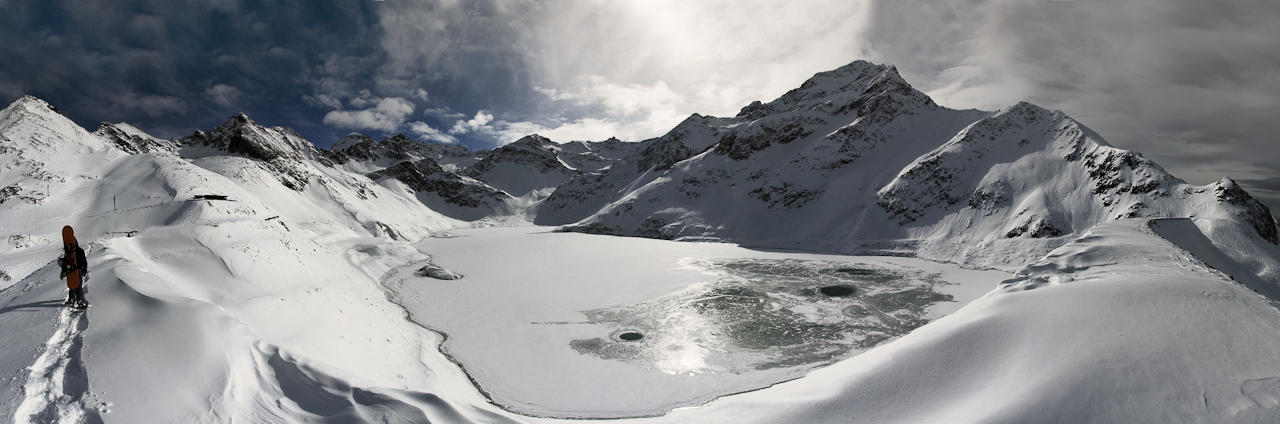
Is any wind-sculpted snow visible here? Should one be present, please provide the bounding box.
[13,307,102,424]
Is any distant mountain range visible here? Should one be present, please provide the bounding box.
[4,60,1275,268]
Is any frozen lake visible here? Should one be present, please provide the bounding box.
[383,227,1011,418]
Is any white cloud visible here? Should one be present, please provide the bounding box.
[421,107,465,118]
[864,0,1280,188]
[370,0,876,144]
[204,84,242,108]
[346,89,380,109]
[408,121,458,144]
[497,118,624,145]
[486,76,690,144]
[411,88,430,102]
[527,0,875,120]
[322,97,415,132]
[449,110,495,134]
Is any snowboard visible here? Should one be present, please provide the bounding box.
[62,225,81,291]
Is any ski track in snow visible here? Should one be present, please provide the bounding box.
[12,307,103,424]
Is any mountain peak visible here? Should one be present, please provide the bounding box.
[180,112,318,163]
[736,60,923,121]
[0,95,107,156]
[218,112,258,130]
[510,134,554,148]
[813,60,894,81]
[384,133,415,144]
[2,95,67,123]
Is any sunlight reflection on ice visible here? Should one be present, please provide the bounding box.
[569,258,953,374]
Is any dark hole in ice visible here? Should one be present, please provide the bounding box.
[618,332,644,341]
[819,285,856,297]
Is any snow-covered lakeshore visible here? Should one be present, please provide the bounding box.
[3,59,1280,422]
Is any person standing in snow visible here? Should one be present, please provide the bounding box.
[59,227,89,309]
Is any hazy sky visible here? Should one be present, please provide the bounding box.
[2,0,1278,209]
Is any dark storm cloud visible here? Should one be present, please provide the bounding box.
[0,0,387,143]
[864,0,1280,212]
[0,0,571,149]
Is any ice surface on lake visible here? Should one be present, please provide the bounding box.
[569,258,951,375]
[392,226,1010,419]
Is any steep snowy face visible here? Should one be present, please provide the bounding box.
[175,114,333,191]
[535,114,731,226]
[556,60,1275,268]
[94,122,179,155]
[366,158,515,221]
[554,137,644,172]
[557,60,972,238]
[0,96,115,160]
[331,134,375,152]
[1207,177,1278,244]
[0,96,124,217]
[326,133,476,173]
[179,113,321,163]
[876,101,1276,255]
[464,134,582,197]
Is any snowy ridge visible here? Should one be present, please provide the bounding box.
[366,158,515,221]
[535,113,728,226]
[327,133,477,174]
[463,134,581,198]
[327,133,641,222]
[93,122,178,155]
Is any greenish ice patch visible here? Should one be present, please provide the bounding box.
[569,258,952,374]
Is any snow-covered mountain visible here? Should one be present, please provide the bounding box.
[547,61,1276,268]
[535,113,728,226]
[323,131,642,222]
[328,133,478,174]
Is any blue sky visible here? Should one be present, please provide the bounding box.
[3,0,1279,209]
